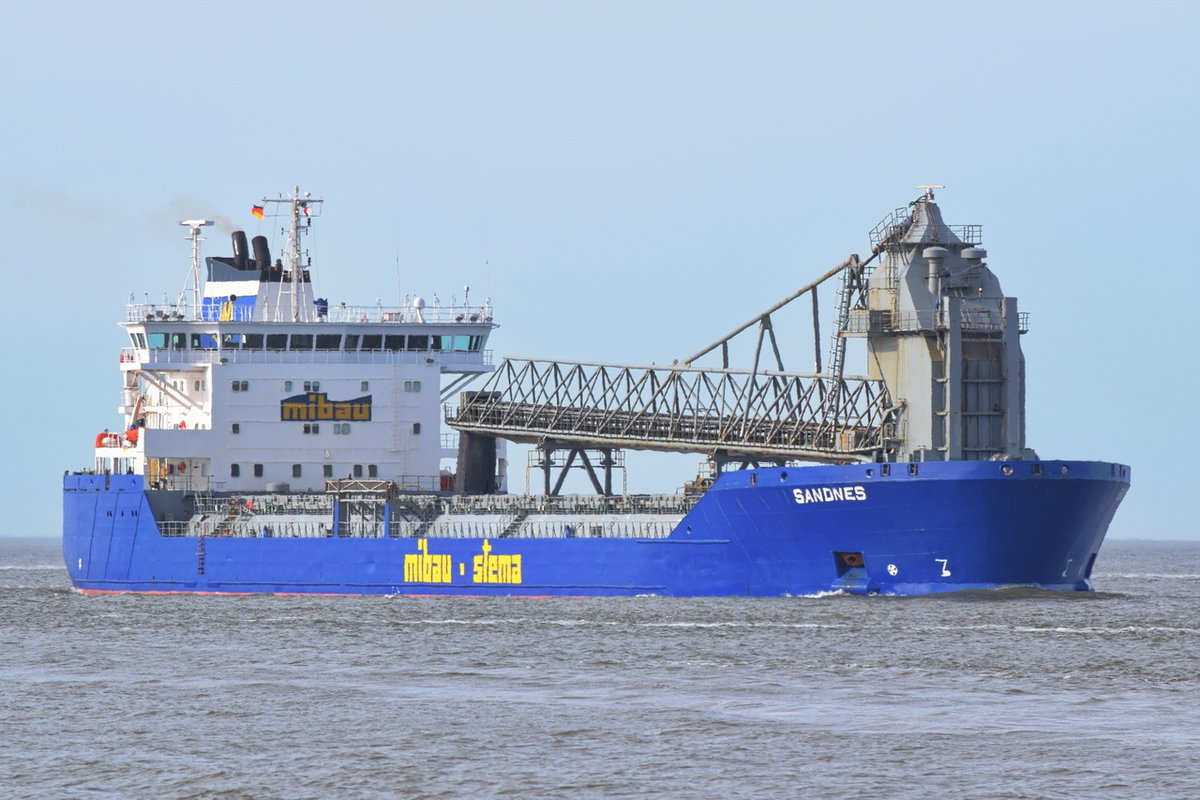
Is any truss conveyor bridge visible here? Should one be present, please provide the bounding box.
[447,216,923,493]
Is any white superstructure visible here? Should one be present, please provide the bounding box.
[95,188,502,493]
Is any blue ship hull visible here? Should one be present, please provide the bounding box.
[63,460,1129,597]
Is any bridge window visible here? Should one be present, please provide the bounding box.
[190,333,218,350]
[170,332,187,350]
[316,334,342,351]
[361,334,382,351]
[222,333,243,347]
[344,334,360,350]
[266,334,288,350]
[290,334,313,350]
[384,335,405,351]
[408,335,428,350]
[147,333,167,349]
[243,334,264,350]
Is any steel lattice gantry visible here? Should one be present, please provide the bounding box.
[447,358,897,465]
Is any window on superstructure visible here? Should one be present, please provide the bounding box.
[384,335,405,352]
[360,381,369,391]
[283,381,293,392]
[403,380,421,393]
[231,380,249,392]
[302,423,320,435]
[231,463,240,477]
[222,333,243,348]
[290,334,313,350]
[191,333,218,350]
[368,464,378,478]
[429,336,445,351]
[361,334,382,351]
[170,333,187,350]
[253,464,263,477]
[408,335,428,350]
[194,380,206,391]
[344,334,360,350]
[323,464,333,478]
[412,423,421,434]
[148,333,167,349]
[231,423,240,434]
[292,464,302,478]
[316,334,342,351]
[243,334,264,350]
[333,423,351,435]
[303,381,320,392]
[266,334,288,350]
[353,464,363,478]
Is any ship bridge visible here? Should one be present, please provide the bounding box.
[448,190,1030,495]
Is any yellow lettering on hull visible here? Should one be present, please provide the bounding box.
[403,539,452,583]
[401,538,524,586]
[472,539,523,585]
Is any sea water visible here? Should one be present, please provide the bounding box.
[2,538,1198,800]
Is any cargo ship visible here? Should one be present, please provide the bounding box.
[63,188,1129,595]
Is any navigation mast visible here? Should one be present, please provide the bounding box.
[178,219,214,320]
[259,186,323,320]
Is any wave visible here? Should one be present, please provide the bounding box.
[1099,573,1200,579]
[1012,625,1197,635]
[0,564,63,571]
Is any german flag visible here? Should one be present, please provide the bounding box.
[251,205,264,219]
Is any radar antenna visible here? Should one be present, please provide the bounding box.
[178,219,214,320]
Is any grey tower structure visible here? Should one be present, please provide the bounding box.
[849,190,1032,462]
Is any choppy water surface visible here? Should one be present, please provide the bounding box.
[2,538,1198,799]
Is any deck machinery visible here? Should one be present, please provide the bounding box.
[450,189,1032,493]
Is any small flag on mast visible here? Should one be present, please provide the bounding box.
[251,205,264,219]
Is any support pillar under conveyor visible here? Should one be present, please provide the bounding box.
[530,440,626,497]
[709,449,790,473]
[684,452,791,495]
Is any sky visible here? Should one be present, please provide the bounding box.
[2,0,1197,540]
